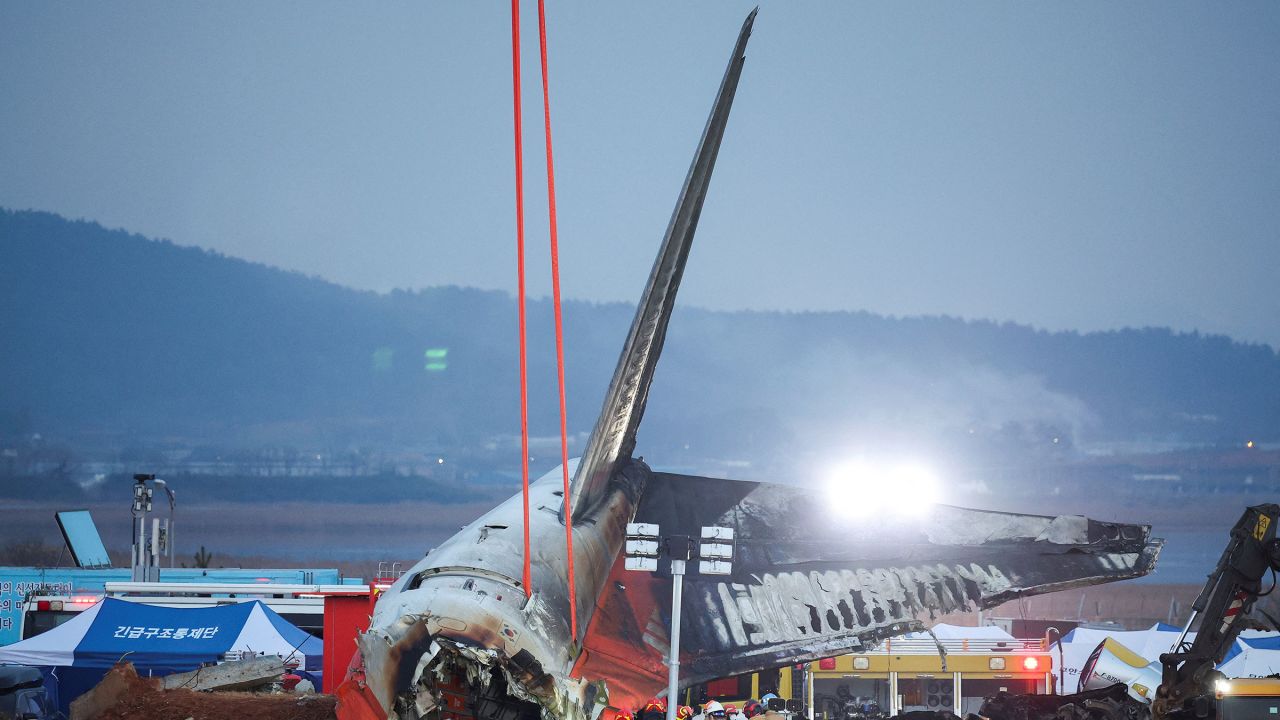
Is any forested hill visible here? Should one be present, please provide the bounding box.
[3,208,1278,463]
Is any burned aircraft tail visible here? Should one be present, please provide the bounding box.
[567,8,758,520]
[346,11,1165,720]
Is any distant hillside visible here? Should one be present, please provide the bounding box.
[3,208,1278,472]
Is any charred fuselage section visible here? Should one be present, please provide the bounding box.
[396,642,546,720]
[351,464,640,720]
[347,463,1160,720]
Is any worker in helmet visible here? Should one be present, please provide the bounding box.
[724,704,740,720]
[678,706,695,720]
[641,699,666,720]
[743,701,764,719]
[759,694,782,720]
[701,700,727,720]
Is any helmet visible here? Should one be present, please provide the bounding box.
[724,705,738,717]
[704,701,725,718]
[678,707,694,720]
[615,711,634,720]
[744,701,763,718]
[645,700,667,714]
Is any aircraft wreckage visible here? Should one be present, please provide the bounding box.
[335,10,1161,720]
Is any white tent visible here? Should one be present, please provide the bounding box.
[1052,624,1189,693]
[1220,635,1280,678]
[932,624,1016,640]
[1052,625,1280,688]
[904,623,1016,640]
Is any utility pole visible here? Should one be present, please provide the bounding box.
[625,523,735,720]
[131,474,153,581]
[131,474,173,580]
[153,478,176,568]
[666,536,691,720]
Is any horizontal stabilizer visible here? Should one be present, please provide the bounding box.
[575,472,1160,709]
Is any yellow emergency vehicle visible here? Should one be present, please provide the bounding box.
[687,635,1054,718]
[1214,677,1280,720]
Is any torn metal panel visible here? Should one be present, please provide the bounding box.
[160,655,287,692]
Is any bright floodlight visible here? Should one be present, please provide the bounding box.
[701,526,734,541]
[700,543,734,559]
[625,557,658,572]
[699,560,733,575]
[824,460,940,517]
[626,539,660,557]
[627,522,659,537]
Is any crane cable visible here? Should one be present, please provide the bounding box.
[510,0,578,635]
[510,0,533,599]
[536,0,578,642]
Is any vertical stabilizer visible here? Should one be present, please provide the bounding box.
[567,9,757,518]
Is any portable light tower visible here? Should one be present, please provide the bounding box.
[625,523,736,720]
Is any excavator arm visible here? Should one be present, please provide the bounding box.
[981,504,1280,720]
[1152,504,1280,720]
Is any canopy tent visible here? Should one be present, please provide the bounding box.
[1220,634,1280,678]
[1051,625,1280,690]
[903,623,1016,640]
[1050,624,1191,693]
[0,598,321,713]
[932,624,1015,640]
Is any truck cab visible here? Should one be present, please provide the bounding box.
[1216,678,1280,720]
[0,665,54,720]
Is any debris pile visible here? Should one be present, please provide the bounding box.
[160,655,292,692]
[73,662,337,720]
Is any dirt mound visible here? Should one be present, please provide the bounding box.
[95,689,337,720]
[80,663,336,720]
[70,663,161,720]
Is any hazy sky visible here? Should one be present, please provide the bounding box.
[3,2,1278,348]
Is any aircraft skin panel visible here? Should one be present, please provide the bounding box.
[573,472,1162,710]
[567,9,757,520]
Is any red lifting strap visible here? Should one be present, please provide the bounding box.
[510,0,578,634]
[509,0,533,599]
[536,0,578,642]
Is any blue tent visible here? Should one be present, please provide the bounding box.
[0,598,321,714]
[1221,632,1280,667]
